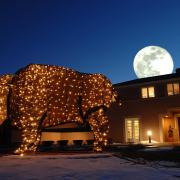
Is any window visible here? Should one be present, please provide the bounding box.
[141,86,155,98]
[125,118,140,143]
[167,83,179,96]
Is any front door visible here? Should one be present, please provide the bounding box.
[125,118,140,143]
[162,116,179,142]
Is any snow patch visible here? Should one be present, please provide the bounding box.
[0,153,179,179]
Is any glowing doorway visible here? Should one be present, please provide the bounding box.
[125,118,140,143]
[162,116,179,142]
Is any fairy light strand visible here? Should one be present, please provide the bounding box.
[0,64,116,154]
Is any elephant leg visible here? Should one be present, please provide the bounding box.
[27,128,41,152]
[89,109,109,152]
[14,123,41,155]
[14,111,47,155]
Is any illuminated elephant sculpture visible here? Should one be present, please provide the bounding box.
[1,64,116,154]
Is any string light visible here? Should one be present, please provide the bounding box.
[0,75,13,125]
[1,64,116,154]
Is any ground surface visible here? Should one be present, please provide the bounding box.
[0,153,180,180]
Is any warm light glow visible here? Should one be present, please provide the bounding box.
[147,130,152,136]
[0,75,13,125]
[167,83,180,96]
[0,64,117,154]
[141,86,155,98]
[141,88,148,98]
[125,118,139,143]
[148,87,155,98]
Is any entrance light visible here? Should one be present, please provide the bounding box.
[147,130,152,143]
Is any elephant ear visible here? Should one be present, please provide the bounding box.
[0,74,13,125]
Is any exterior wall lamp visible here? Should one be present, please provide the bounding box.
[147,130,152,143]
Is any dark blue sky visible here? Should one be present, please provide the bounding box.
[1,0,180,83]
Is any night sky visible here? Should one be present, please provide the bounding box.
[1,0,180,84]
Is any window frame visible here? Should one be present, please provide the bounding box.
[141,86,155,98]
[167,82,180,96]
[125,118,140,143]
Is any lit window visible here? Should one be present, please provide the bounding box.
[125,118,140,143]
[141,88,148,98]
[167,83,179,96]
[141,86,155,98]
[148,87,155,97]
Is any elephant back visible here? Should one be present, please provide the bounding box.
[81,73,114,114]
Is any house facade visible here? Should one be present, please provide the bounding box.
[108,69,180,144]
[1,68,180,146]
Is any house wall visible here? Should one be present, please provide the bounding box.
[107,78,180,144]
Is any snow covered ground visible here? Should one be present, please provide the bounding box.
[0,153,180,180]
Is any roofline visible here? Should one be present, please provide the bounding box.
[113,72,180,87]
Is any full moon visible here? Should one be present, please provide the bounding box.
[133,46,174,78]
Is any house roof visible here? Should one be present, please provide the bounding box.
[113,69,180,87]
